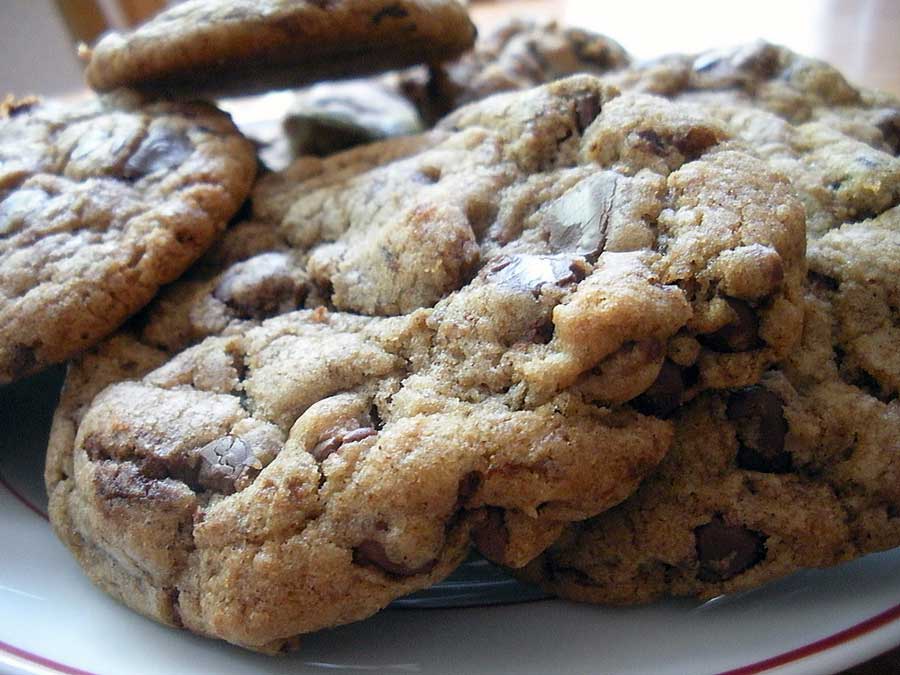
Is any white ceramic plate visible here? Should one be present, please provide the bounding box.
[2,368,899,675]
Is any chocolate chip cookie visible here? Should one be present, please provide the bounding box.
[604,41,900,238]
[46,302,672,651]
[516,137,900,604]
[0,93,256,384]
[517,268,900,602]
[402,19,631,124]
[44,76,809,648]
[82,0,477,99]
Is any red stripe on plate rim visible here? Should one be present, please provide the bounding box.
[716,602,900,674]
[0,640,97,675]
[2,474,899,674]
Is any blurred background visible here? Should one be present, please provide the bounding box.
[1,0,898,97]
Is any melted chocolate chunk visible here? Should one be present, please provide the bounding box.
[123,125,193,181]
[545,172,617,259]
[197,435,260,494]
[471,507,509,564]
[727,387,791,473]
[487,254,580,296]
[695,516,766,582]
[353,539,436,577]
[633,360,684,418]
[574,92,602,133]
[310,425,376,462]
[700,299,763,353]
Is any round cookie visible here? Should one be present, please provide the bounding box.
[401,18,631,124]
[45,77,811,647]
[0,93,256,384]
[517,365,900,604]
[46,302,672,651]
[515,203,900,605]
[603,41,900,238]
[82,0,477,99]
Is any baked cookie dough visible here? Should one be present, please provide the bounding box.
[82,0,477,98]
[0,93,256,384]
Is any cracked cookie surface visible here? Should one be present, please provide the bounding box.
[46,301,671,651]
[603,41,900,238]
[45,76,811,648]
[83,0,477,99]
[0,94,256,384]
[516,170,900,606]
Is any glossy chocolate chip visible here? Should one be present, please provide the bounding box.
[545,172,616,259]
[633,360,684,418]
[197,435,261,494]
[353,539,436,577]
[574,92,602,133]
[727,387,791,473]
[310,426,376,462]
[122,125,193,181]
[472,507,509,564]
[700,299,763,353]
[695,516,766,582]
[487,254,579,296]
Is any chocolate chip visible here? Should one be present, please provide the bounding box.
[7,343,36,380]
[197,435,260,494]
[673,127,720,159]
[371,3,409,24]
[486,254,580,296]
[454,471,482,510]
[637,129,667,155]
[122,125,193,181]
[699,299,762,353]
[213,252,306,319]
[873,109,900,155]
[471,507,508,564]
[727,386,791,473]
[310,426,376,462]
[574,92,602,133]
[695,516,766,582]
[633,360,684,418]
[353,539,436,577]
[808,271,839,292]
[545,172,616,260]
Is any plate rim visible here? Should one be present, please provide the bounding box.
[3,478,900,675]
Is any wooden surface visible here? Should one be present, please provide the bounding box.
[470,2,900,673]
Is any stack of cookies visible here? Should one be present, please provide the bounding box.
[2,0,897,654]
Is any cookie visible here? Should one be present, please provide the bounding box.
[515,52,900,600]
[604,41,900,238]
[402,19,631,124]
[518,362,900,604]
[45,77,809,648]
[46,301,672,651]
[82,0,477,99]
[0,93,256,384]
[518,250,900,602]
[282,78,424,158]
